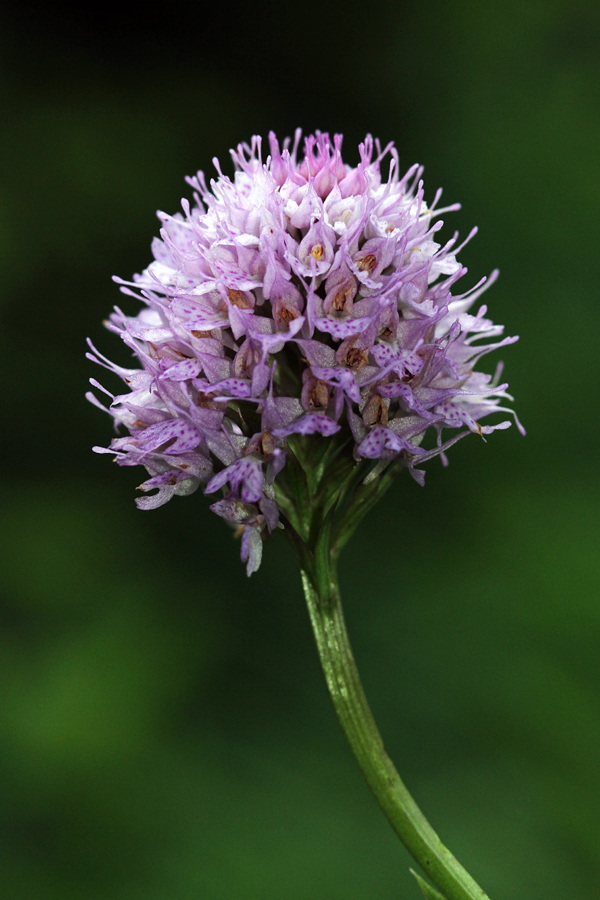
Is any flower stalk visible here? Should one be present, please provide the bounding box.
[277,440,491,900]
[300,564,490,900]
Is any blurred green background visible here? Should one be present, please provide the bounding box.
[1,1,599,898]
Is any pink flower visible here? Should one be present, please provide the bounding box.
[88,131,523,573]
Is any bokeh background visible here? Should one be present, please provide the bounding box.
[1,1,599,898]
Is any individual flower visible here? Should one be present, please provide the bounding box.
[88,130,523,574]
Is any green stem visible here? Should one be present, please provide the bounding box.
[300,562,491,900]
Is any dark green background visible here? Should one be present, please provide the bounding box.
[1,2,599,897]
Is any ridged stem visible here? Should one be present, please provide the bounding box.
[300,561,491,900]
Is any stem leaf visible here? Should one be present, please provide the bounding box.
[411,869,449,900]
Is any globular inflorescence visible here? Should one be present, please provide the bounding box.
[88,131,522,574]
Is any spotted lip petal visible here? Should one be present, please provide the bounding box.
[89,130,521,573]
